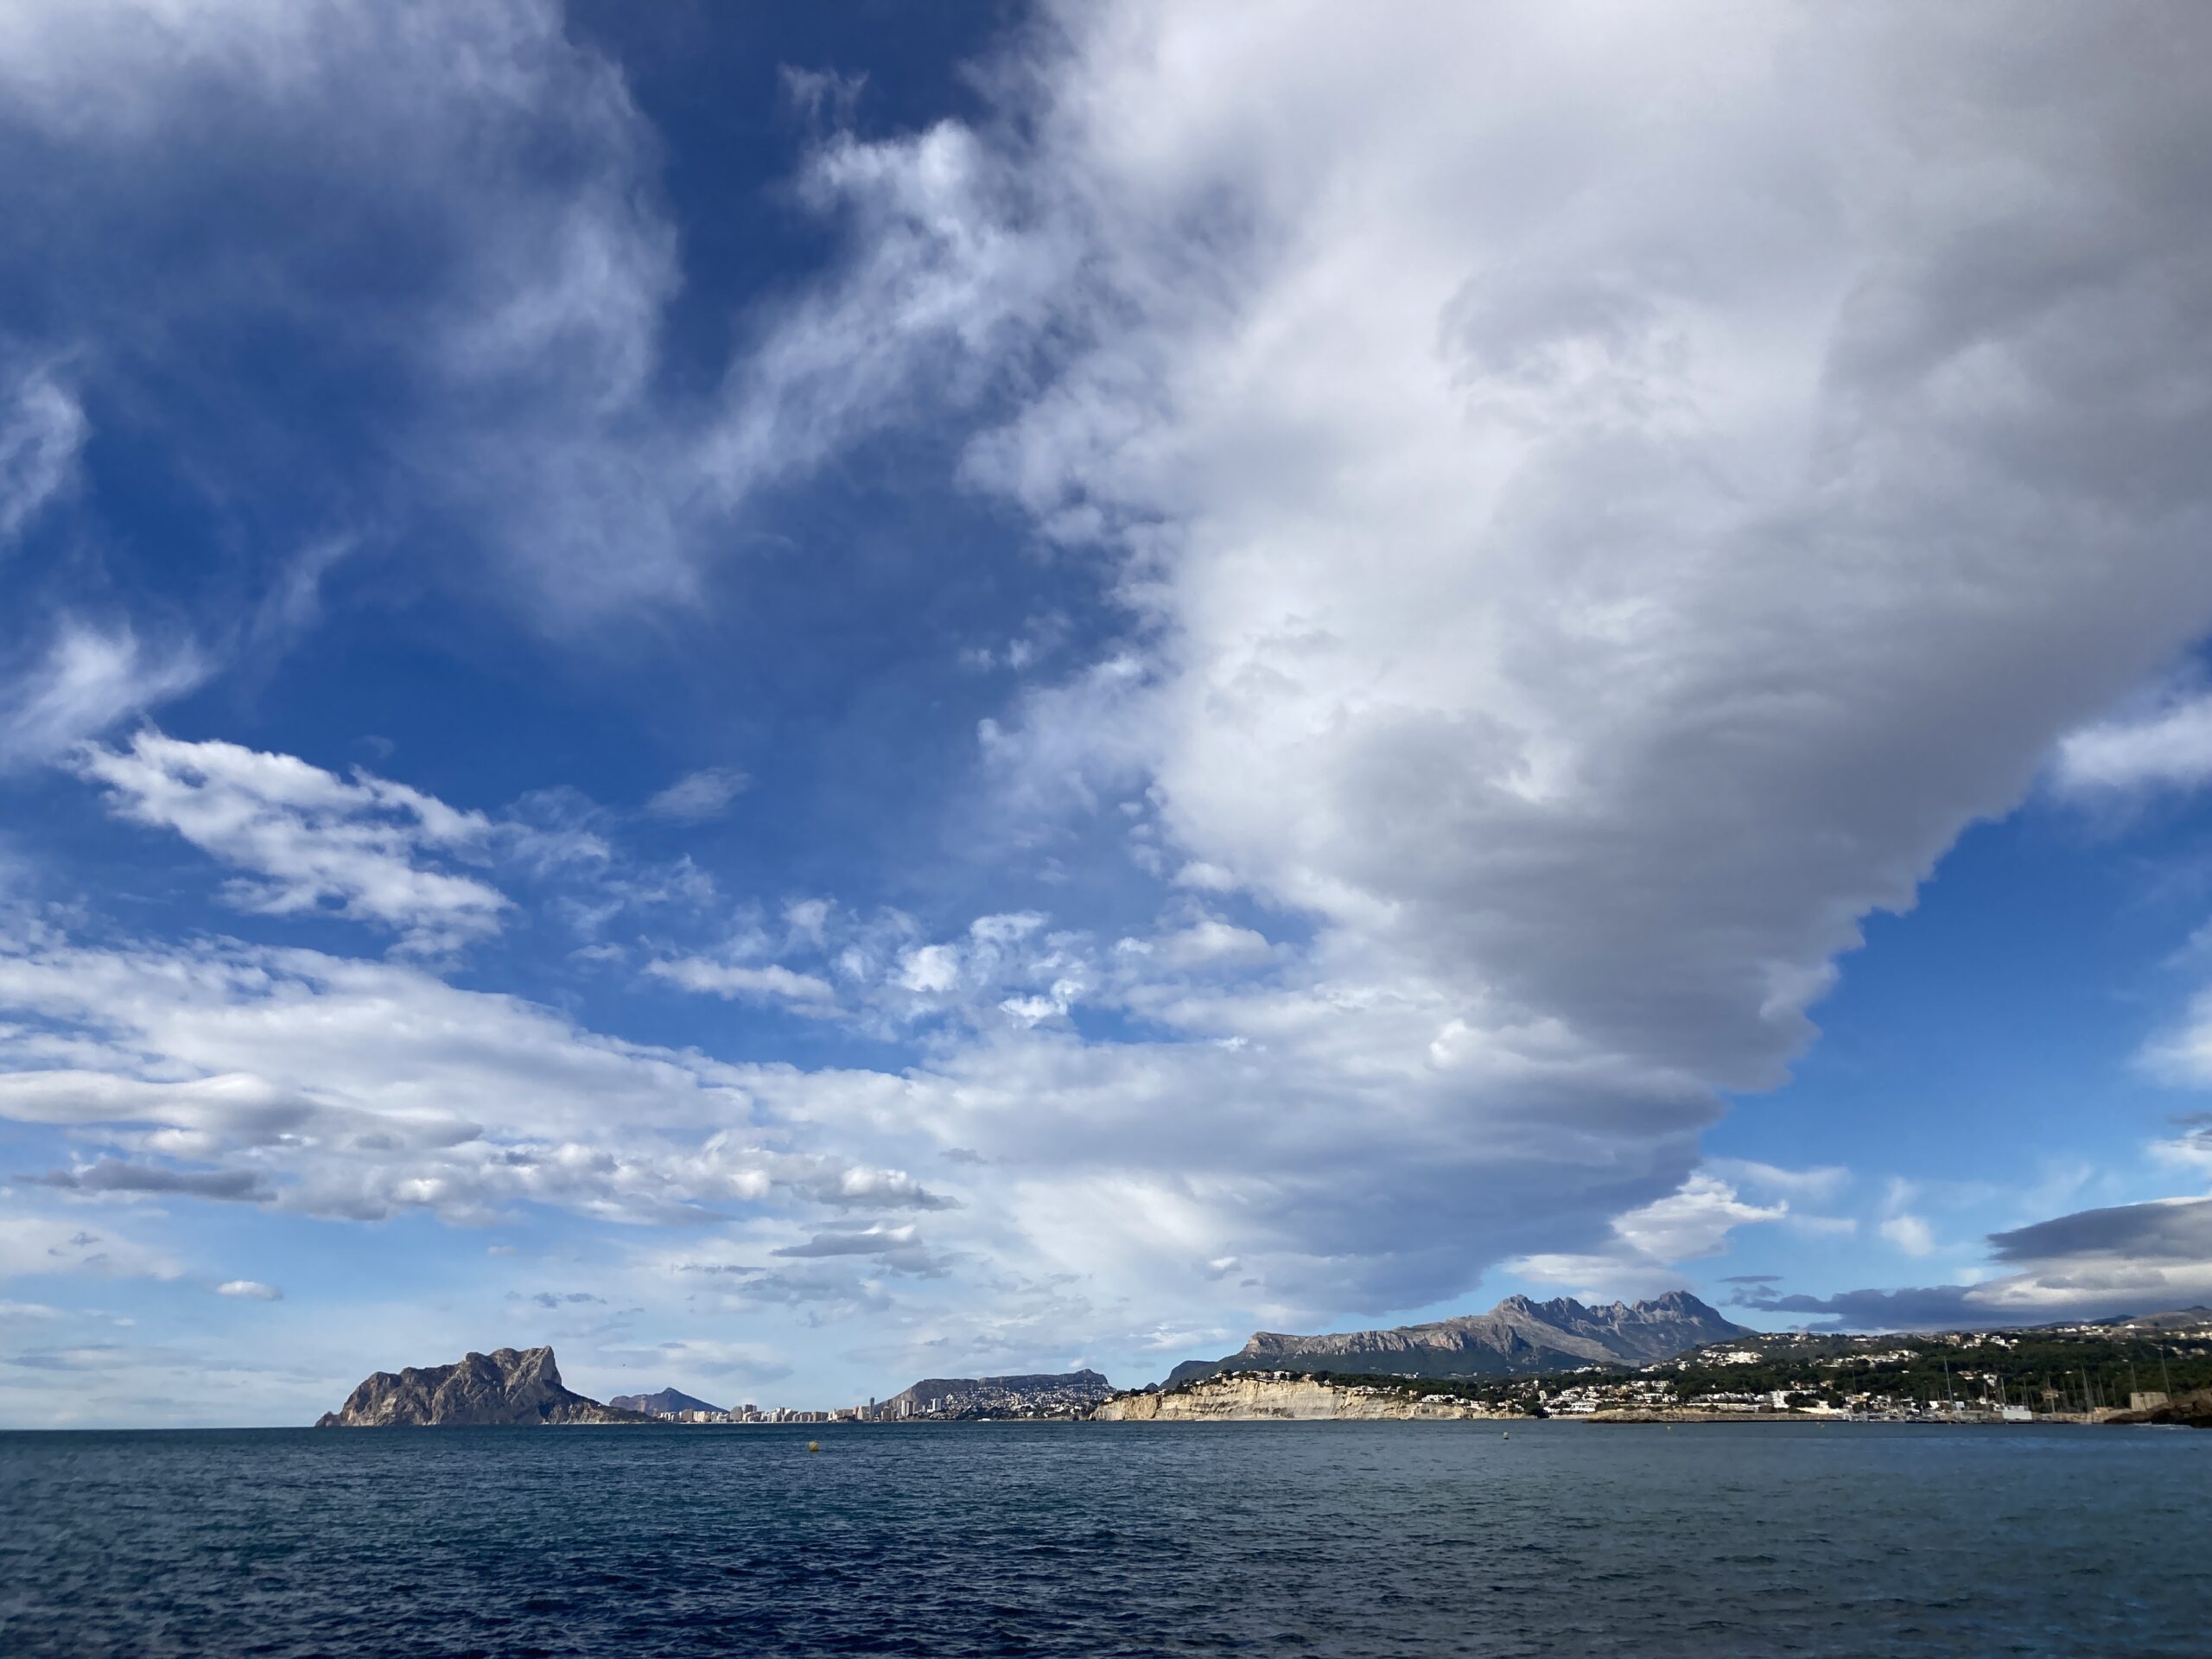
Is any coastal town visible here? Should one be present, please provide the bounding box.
[594,1312,2212,1429]
[307,1300,2212,1430]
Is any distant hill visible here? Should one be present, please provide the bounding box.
[607,1387,726,1416]
[2075,1306,2212,1333]
[882,1370,1114,1417]
[315,1346,653,1427]
[1165,1292,1750,1385]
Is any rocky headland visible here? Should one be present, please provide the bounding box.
[315,1346,653,1427]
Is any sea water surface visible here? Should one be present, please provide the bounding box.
[3,1421,2208,1656]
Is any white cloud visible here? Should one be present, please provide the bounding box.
[2054,694,2212,795]
[646,957,838,1009]
[644,767,752,823]
[1703,1159,1853,1205]
[2152,1116,2212,1172]
[0,622,205,771]
[0,364,86,545]
[1879,1214,1938,1257]
[1513,1172,1787,1298]
[75,732,510,950]
[9,1,2212,1386]
[0,924,948,1228]
[0,0,692,614]
[696,1,2212,1328]
[213,1279,282,1300]
[1152,917,1274,971]
[2144,989,2212,1086]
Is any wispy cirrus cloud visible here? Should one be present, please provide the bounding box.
[75,732,511,950]
[644,767,751,823]
[0,624,206,772]
[0,364,86,546]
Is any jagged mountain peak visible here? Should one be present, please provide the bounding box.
[1167,1290,1747,1386]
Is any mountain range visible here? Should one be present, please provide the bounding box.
[1164,1291,1751,1384]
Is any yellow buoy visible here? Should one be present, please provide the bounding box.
[808,1440,820,1452]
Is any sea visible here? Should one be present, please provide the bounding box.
[3,1420,2207,1656]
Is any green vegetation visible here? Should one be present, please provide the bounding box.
[1189,1327,2212,1416]
[1656,1331,2212,1412]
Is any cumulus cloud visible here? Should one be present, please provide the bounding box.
[694,0,2212,1327]
[1513,1173,1789,1298]
[75,732,510,950]
[2054,694,2212,796]
[213,1279,282,1300]
[10,0,2212,1379]
[0,924,949,1228]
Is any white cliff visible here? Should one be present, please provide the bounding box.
[1091,1373,1510,1421]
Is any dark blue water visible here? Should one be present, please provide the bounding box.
[3,1421,2207,1656]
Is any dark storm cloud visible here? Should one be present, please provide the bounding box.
[1987,1198,2212,1265]
[1736,1198,2212,1329]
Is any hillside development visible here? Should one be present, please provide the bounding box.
[1096,1310,2212,1425]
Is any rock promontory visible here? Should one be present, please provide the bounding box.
[315,1345,653,1427]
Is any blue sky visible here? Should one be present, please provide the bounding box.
[5,0,2212,1427]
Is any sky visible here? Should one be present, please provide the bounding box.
[3,0,2212,1427]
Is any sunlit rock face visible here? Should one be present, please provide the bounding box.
[315,1346,650,1427]
[1093,1376,1502,1422]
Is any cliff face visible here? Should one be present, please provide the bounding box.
[315,1346,653,1427]
[1165,1292,1749,1385]
[1093,1376,1505,1422]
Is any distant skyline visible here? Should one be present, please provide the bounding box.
[4,0,2212,1426]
